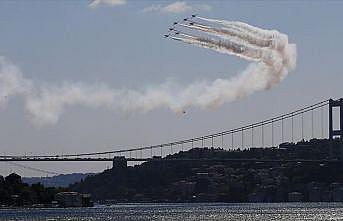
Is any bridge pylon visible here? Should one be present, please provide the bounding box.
[329,98,343,161]
[329,98,343,140]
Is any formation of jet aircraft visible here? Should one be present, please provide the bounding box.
[163,14,198,39]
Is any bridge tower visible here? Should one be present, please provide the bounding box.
[329,98,343,140]
[329,98,343,161]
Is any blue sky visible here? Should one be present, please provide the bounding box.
[0,1,342,176]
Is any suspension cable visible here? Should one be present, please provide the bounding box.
[1,99,331,159]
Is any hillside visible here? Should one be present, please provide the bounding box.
[0,173,67,206]
[70,139,343,202]
[23,173,94,188]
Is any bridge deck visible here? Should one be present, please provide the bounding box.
[0,158,339,163]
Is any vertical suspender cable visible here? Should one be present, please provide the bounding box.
[251,125,254,147]
[281,117,284,143]
[232,132,234,149]
[301,113,304,140]
[241,128,244,148]
[221,132,224,149]
[291,114,294,143]
[312,110,314,138]
[272,120,274,147]
[321,106,324,138]
[262,121,264,147]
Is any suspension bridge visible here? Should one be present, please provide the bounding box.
[1,98,343,166]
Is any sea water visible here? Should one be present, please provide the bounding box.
[1,203,343,221]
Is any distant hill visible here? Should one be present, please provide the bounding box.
[70,139,343,203]
[23,173,95,188]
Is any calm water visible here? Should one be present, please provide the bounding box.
[1,203,343,221]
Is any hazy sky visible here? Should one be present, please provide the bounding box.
[0,1,342,177]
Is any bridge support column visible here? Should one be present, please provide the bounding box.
[329,98,343,161]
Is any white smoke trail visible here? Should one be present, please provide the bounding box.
[171,35,262,61]
[196,17,288,51]
[180,22,273,48]
[25,83,118,125]
[197,16,278,40]
[0,17,296,126]
[0,57,33,108]
[170,16,296,105]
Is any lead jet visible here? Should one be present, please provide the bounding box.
[183,14,198,21]
[188,21,206,26]
[163,30,180,38]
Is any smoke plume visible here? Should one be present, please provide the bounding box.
[0,17,296,126]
